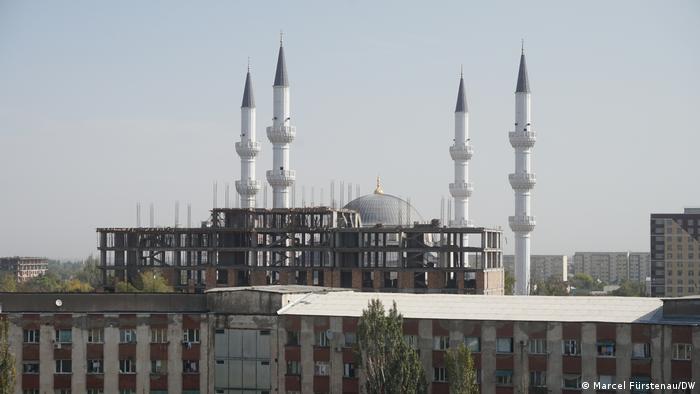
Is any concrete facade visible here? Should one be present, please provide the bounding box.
[572,252,651,286]
[503,254,568,286]
[651,209,700,297]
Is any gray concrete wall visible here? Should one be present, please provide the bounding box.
[616,324,631,393]
[103,318,119,393]
[546,322,563,394]
[39,320,53,393]
[136,317,150,393]
[71,315,86,393]
[581,323,596,394]
[418,320,432,386]
[8,315,23,394]
[513,323,529,393]
[167,314,183,393]
[329,317,343,393]
[480,321,496,394]
[300,316,314,393]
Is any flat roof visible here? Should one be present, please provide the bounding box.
[205,285,345,294]
[277,292,675,324]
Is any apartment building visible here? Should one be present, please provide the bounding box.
[650,208,700,297]
[572,252,650,285]
[503,255,567,285]
[0,257,49,282]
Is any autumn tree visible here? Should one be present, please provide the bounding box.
[445,343,479,394]
[115,270,173,293]
[356,299,426,394]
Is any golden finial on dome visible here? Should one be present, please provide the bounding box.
[374,176,384,194]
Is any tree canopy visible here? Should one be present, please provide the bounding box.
[445,343,479,394]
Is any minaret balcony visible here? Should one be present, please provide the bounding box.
[266,125,296,144]
[509,131,536,148]
[508,215,536,232]
[235,179,261,195]
[508,173,536,191]
[449,182,473,198]
[266,169,296,188]
[235,141,261,158]
[449,144,473,161]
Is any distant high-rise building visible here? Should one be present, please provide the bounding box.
[0,256,48,282]
[650,208,700,297]
[572,252,650,286]
[503,255,567,286]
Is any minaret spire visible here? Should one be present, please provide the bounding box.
[266,36,296,208]
[509,45,536,295]
[449,67,473,228]
[235,63,261,208]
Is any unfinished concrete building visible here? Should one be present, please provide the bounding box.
[97,207,503,295]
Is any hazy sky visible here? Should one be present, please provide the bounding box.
[1,1,698,260]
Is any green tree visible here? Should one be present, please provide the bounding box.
[356,299,427,394]
[445,343,479,394]
[75,255,101,288]
[0,318,16,393]
[18,272,63,292]
[504,270,515,295]
[64,278,94,292]
[531,276,569,296]
[0,273,16,292]
[115,270,173,293]
[611,280,645,297]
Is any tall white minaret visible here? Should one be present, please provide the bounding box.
[449,67,473,227]
[266,36,296,208]
[235,63,261,208]
[508,45,537,295]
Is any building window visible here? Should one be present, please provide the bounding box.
[23,329,39,343]
[495,369,513,386]
[55,329,72,344]
[344,332,356,347]
[151,359,167,375]
[87,359,103,374]
[434,367,447,382]
[286,360,301,375]
[54,390,71,394]
[151,328,167,343]
[563,374,582,389]
[596,341,616,357]
[55,359,72,374]
[183,360,199,373]
[672,343,692,360]
[404,335,419,349]
[528,338,547,354]
[314,361,330,376]
[496,337,513,353]
[530,371,546,387]
[464,336,480,352]
[343,362,356,378]
[563,339,580,356]
[632,343,651,359]
[183,328,200,343]
[119,359,136,374]
[119,329,136,344]
[599,375,615,385]
[433,336,450,351]
[286,331,300,346]
[316,331,330,347]
[86,390,103,394]
[631,376,652,394]
[87,328,103,343]
[22,362,39,374]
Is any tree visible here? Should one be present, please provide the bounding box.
[356,299,427,394]
[611,280,645,297]
[445,343,479,394]
[115,270,173,293]
[504,270,515,295]
[0,318,16,393]
[64,278,94,292]
[0,273,16,292]
[531,276,569,296]
[17,272,63,292]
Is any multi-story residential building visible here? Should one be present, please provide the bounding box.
[572,252,650,285]
[1,286,698,394]
[503,255,567,285]
[0,256,48,282]
[650,208,700,297]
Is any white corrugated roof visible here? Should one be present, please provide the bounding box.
[278,292,665,324]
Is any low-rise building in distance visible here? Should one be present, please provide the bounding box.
[0,256,48,282]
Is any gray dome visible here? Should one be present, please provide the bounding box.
[344,192,423,227]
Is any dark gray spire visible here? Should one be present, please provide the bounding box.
[516,50,530,93]
[455,70,467,113]
[241,70,255,108]
[273,43,289,87]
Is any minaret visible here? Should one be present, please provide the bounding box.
[266,35,296,208]
[508,45,537,295]
[449,67,473,227]
[235,62,261,208]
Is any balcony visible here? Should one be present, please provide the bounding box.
[508,131,536,148]
[508,215,536,232]
[235,179,261,195]
[449,182,473,198]
[508,173,536,191]
[235,141,261,158]
[449,144,473,161]
[266,125,296,144]
[266,170,296,187]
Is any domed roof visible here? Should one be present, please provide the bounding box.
[343,178,423,227]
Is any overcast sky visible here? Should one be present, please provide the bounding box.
[0,1,698,260]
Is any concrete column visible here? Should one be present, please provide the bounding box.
[168,314,183,393]
[513,323,529,393]
[329,317,343,393]
[481,321,496,394]
[300,317,314,393]
[8,315,23,394]
[650,324,663,384]
[71,315,87,393]
[661,325,672,384]
[692,326,700,386]
[39,322,54,393]
[581,323,596,394]
[200,316,212,394]
[615,324,631,392]
[418,320,432,384]
[136,318,150,393]
[546,322,563,394]
[104,321,119,393]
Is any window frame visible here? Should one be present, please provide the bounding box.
[87,359,103,374]
[496,337,513,354]
[55,359,72,374]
